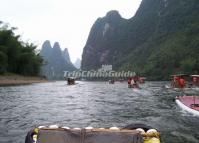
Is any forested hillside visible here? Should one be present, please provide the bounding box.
[81,0,199,80]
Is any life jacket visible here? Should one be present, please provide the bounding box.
[179,78,185,88]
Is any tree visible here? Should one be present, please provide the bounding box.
[0,22,43,76]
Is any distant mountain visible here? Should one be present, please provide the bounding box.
[74,58,81,69]
[81,10,126,70]
[40,40,52,60]
[81,0,199,80]
[40,40,76,79]
[62,48,72,65]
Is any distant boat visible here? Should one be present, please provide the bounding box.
[128,77,140,89]
[170,74,188,88]
[176,95,199,116]
[108,79,115,84]
[165,74,188,90]
[67,77,75,85]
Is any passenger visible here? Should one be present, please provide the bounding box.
[131,78,135,85]
[131,78,138,88]
[172,76,179,88]
[179,78,185,88]
[128,78,131,87]
[193,77,197,82]
[193,77,197,84]
[192,76,199,87]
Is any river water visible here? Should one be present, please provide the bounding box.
[0,81,198,143]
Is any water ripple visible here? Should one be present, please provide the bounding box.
[0,81,199,143]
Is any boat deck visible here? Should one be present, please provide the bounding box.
[178,96,199,111]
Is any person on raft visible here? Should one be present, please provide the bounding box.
[178,77,185,88]
[128,78,132,87]
[128,77,139,88]
[171,76,178,88]
[171,76,185,88]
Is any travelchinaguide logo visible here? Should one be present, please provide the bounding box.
[64,65,136,78]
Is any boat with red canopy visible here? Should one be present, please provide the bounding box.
[170,74,188,88]
[165,74,189,89]
[128,76,140,88]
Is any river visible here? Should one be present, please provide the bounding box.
[0,81,198,143]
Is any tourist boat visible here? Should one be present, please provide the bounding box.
[165,74,189,90]
[108,79,115,84]
[67,77,75,85]
[25,124,160,143]
[175,95,199,116]
[128,76,140,89]
[165,74,199,91]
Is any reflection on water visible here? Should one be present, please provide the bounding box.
[0,81,199,143]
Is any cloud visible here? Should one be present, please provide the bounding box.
[0,0,142,62]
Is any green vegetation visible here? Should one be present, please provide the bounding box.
[0,22,43,76]
[120,0,199,80]
[82,0,199,80]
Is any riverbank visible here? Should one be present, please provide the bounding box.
[0,75,47,86]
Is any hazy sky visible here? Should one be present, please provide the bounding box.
[0,0,142,62]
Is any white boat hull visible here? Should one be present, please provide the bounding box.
[176,99,199,116]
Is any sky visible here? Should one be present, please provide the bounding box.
[0,0,142,63]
